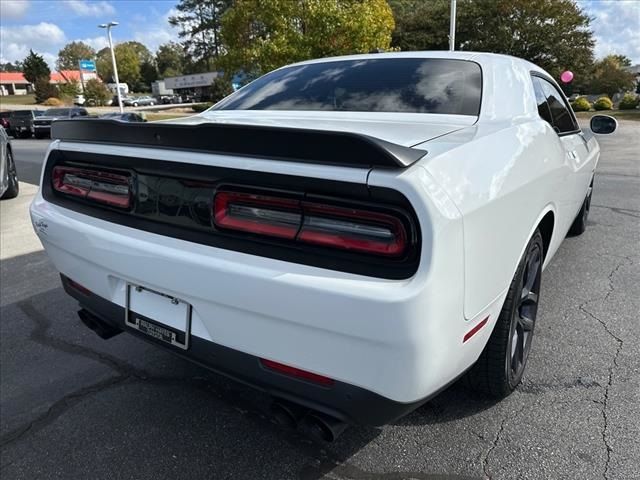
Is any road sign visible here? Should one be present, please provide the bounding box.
[79,60,96,71]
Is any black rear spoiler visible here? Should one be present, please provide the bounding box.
[51,119,426,169]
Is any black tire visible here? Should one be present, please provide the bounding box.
[34,133,44,139]
[466,230,543,397]
[568,180,593,236]
[20,130,31,139]
[132,102,138,107]
[1,148,19,199]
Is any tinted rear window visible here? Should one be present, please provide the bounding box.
[47,108,71,116]
[11,111,34,118]
[214,58,482,115]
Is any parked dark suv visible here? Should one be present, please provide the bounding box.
[33,107,89,139]
[8,110,43,138]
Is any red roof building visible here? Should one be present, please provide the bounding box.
[1,70,98,96]
[50,70,83,83]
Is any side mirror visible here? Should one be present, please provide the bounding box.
[590,115,617,135]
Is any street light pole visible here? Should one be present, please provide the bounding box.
[99,21,123,113]
[449,0,457,51]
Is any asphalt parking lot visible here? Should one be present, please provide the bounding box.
[1,124,639,480]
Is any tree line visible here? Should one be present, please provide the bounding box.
[7,0,638,100]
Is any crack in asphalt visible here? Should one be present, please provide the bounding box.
[3,298,350,476]
[481,415,507,480]
[0,374,130,451]
[577,258,628,480]
[590,204,640,219]
[479,403,528,480]
[18,299,147,377]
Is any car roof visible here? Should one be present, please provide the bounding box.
[287,50,546,74]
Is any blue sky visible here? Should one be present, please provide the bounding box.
[1,0,639,69]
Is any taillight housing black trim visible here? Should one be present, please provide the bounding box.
[52,165,132,209]
[213,188,410,257]
[43,150,421,279]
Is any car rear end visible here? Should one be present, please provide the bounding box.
[30,54,490,426]
[33,114,54,138]
[9,110,36,137]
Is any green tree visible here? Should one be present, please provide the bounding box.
[34,78,59,103]
[119,41,157,90]
[139,61,158,90]
[220,0,395,77]
[22,49,51,84]
[58,79,81,101]
[611,54,632,68]
[84,78,112,106]
[588,55,637,98]
[390,0,594,85]
[56,41,96,71]
[169,0,233,71]
[156,42,187,77]
[96,43,141,88]
[0,61,23,72]
[209,75,233,102]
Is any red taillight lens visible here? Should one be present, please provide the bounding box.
[260,358,334,387]
[213,189,408,257]
[299,203,406,256]
[214,191,301,239]
[52,166,131,209]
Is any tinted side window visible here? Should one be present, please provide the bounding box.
[532,78,553,126]
[536,77,578,133]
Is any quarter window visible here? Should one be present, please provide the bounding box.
[532,76,578,134]
[532,78,553,126]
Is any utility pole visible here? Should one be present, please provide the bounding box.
[78,60,86,92]
[99,21,123,113]
[449,0,457,51]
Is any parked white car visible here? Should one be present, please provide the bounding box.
[30,52,616,440]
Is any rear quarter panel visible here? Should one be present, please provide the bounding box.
[422,120,575,319]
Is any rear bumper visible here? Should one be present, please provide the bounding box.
[62,274,426,425]
[30,152,502,422]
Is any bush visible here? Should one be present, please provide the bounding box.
[571,97,591,112]
[42,97,64,106]
[192,103,213,113]
[618,93,639,110]
[34,78,59,104]
[593,96,613,111]
[58,80,80,99]
[84,79,112,106]
[209,76,233,102]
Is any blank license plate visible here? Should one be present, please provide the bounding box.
[125,283,192,350]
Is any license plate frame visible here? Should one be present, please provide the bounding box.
[124,283,192,350]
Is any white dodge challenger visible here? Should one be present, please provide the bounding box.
[30,52,616,440]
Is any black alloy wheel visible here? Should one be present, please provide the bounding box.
[466,230,543,397]
[507,237,542,387]
[2,148,19,199]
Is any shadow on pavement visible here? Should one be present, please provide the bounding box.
[1,251,489,479]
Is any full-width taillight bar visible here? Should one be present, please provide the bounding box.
[52,166,131,209]
[213,189,409,257]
